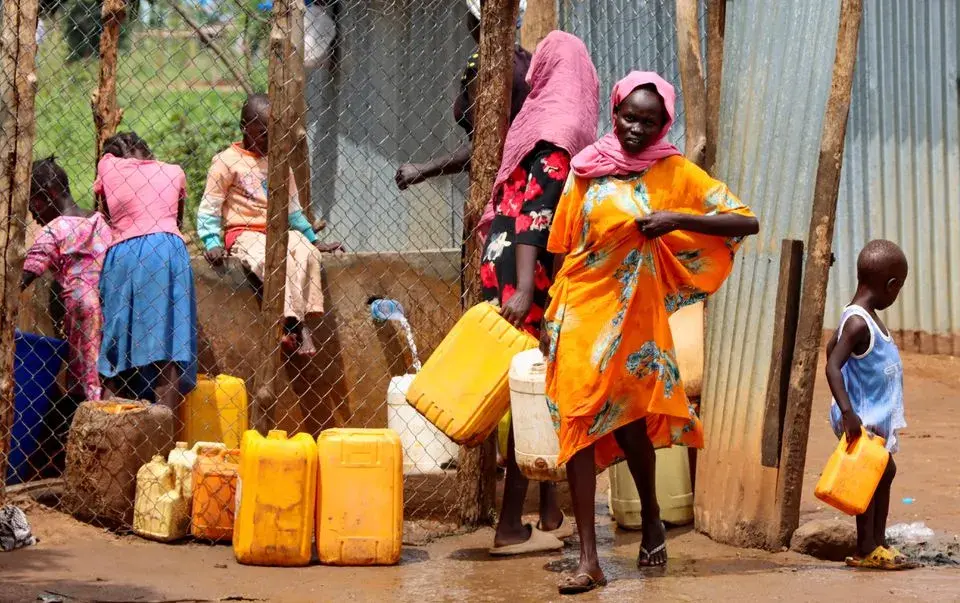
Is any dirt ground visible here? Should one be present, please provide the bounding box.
[2,352,959,602]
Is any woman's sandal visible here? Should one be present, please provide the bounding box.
[637,521,668,567]
[558,572,607,595]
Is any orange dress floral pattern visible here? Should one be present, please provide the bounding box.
[544,155,754,470]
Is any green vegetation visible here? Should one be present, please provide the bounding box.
[34,20,269,231]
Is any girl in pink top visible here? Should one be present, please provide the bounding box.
[22,157,111,401]
[95,132,197,411]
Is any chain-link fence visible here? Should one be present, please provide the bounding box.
[4,0,697,538]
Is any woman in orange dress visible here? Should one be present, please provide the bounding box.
[545,72,758,594]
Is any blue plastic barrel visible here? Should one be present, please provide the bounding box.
[8,330,67,484]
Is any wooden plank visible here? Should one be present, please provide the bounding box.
[774,0,863,547]
[760,239,804,468]
[704,0,726,175]
[520,0,556,51]
[91,0,126,161]
[251,0,301,432]
[456,0,518,528]
[0,0,40,503]
[676,0,707,168]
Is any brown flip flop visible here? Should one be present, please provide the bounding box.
[558,572,607,595]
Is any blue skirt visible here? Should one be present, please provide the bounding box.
[98,233,197,395]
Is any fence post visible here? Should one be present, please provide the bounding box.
[520,0,556,50]
[0,0,40,504]
[456,0,519,528]
[775,0,863,547]
[704,0,726,176]
[91,0,126,160]
[251,0,301,433]
[291,12,312,225]
[676,0,706,169]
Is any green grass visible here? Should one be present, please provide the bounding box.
[34,21,269,232]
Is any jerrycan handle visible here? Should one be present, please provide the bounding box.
[222,449,241,464]
[841,427,870,453]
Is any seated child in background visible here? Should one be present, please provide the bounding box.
[95,132,197,411]
[22,157,111,401]
[825,239,913,571]
[197,93,341,357]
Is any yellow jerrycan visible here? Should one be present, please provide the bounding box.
[133,455,191,542]
[609,447,694,527]
[815,429,889,516]
[317,428,403,566]
[406,303,537,446]
[234,430,318,566]
[181,374,249,449]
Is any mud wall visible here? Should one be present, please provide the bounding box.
[18,249,462,437]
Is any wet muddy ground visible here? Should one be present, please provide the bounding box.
[2,352,958,602]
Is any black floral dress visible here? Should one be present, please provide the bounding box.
[481,143,570,337]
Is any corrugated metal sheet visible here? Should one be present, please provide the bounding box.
[558,0,690,150]
[307,1,472,252]
[697,0,842,548]
[828,0,960,354]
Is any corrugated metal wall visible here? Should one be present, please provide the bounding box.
[558,0,690,150]
[307,1,471,253]
[828,0,960,354]
[697,0,842,548]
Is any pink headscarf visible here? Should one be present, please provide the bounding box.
[476,31,600,244]
[570,71,682,179]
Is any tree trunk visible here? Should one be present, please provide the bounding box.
[520,0,556,51]
[91,0,126,162]
[0,0,40,503]
[676,0,706,168]
[456,0,519,528]
[775,0,863,547]
[251,0,301,433]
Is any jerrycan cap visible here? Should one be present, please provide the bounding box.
[151,454,165,463]
[267,429,288,440]
[174,441,188,449]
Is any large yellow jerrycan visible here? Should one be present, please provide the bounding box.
[406,303,537,446]
[133,455,191,542]
[181,374,249,450]
[317,428,403,566]
[234,430,318,566]
[815,428,889,516]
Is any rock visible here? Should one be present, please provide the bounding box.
[790,519,857,561]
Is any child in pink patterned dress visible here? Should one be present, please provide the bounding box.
[22,157,111,400]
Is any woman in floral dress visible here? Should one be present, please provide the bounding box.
[480,31,599,556]
[546,72,758,594]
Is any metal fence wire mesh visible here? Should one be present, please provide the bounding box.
[6,0,697,534]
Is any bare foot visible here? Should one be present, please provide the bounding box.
[297,325,318,357]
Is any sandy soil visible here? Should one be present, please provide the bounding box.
[2,352,958,602]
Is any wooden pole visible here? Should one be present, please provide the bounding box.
[0,0,40,503]
[457,0,518,528]
[675,0,706,168]
[91,0,126,160]
[704,0,725,175]
[775,0,863,547]
[251,0,299,433]
[520,0,556,51]
[290,7,312,223]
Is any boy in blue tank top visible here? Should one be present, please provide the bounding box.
[825,239,914,570]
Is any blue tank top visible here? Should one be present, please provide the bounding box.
[829,305,907,453]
